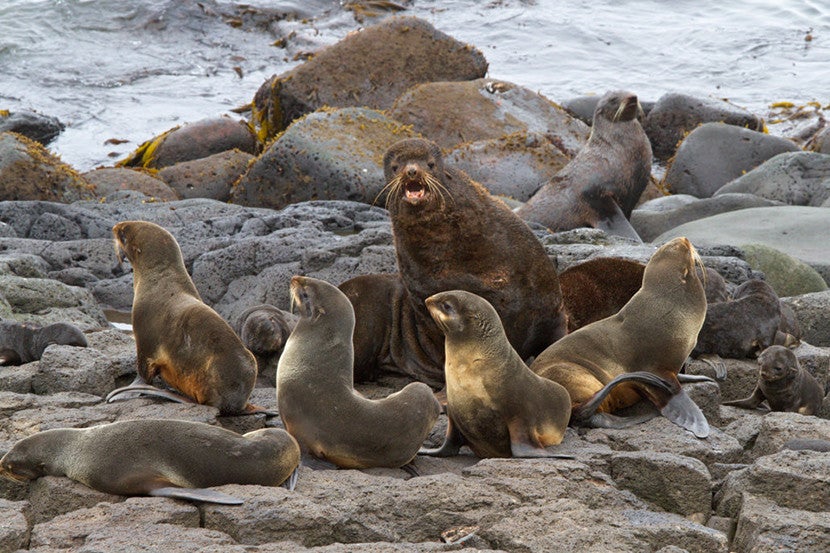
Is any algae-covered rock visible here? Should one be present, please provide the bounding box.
[741,243,828,297]
[251,16,488,141]
[83,167,179,201]
[231,107,418,210]
[159,149,254,201]
[0,109,64,145]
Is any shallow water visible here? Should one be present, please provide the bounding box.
[1,0,827,171]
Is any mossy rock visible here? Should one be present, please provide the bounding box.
[83,167,179,201]
[159,149,254,202]
[741,243,828,297]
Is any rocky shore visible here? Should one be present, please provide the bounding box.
[1,11,829,553]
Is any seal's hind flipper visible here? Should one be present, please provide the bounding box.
[585,410,659,429]
[149,487,243,505]
[281,466,300,491]
[694,354,727,381]
[660,388,709,438]
[677,373,717,384]
[106,384,194,405]
[571,371,675,426]
[418,418,465,457]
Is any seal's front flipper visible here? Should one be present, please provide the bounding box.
[722,388,766,411]
[149,486,244,505]
[106,384,193,405]
[677,373,717,384]
[419,419,465,457]
[281,466,299,491]
[585,410,659,429]
[507,419,573,458]
[594,200,642,243]
[510,440,574,459]
[571,371,675,426]
[241,403,278,417]
[661,388,709,438]
[694,354,727,381]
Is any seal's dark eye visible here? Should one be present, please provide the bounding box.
[427,161,435,169]
[442,301,454,314]
[391,164,399,173]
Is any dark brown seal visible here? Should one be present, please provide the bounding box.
[339,137,567,387]
[516,90,652,240]
[419,290,571,458]
[530,237,712,438]
[0,419,300,504]
[0,320,87,365]
[233,304,297,385]
[723,345,823,415]
[105,221,261,415]
[278,276,441,469]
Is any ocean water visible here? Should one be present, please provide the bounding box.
[1,0,827,171]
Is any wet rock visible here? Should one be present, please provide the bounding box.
[251,16,488,140]
[781,290,830,347]
[159,149,254,201]
[653,206,830,284]
[0,110,64,145]
[609,452,712,517]
[231,108,417,210]
[731,493,830,553]
[446,131,570,201]
[808,125,830,154]
[0,132,95,202]
[83,167,179,201]
[740,243,828,297]
[391,78,589,154]
[644,93,763,160]
[715,151,830,206]
[119,117,257,169]
[0,498,29,551]
[631,193,782,243]
[664,123,799,198]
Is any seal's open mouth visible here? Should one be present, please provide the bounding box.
[404,180,427,202]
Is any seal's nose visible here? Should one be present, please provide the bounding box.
[406,165,418,178]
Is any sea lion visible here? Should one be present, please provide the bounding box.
[105,221,262,415]
[516,90,652,241]
[530,237,712,438]
[278,275,441,469]
[723,345,823,416]
[0,419,300,504]
[419,290,571,458]
[339,137,567,387]
[0,320,87,365]
[233,304,297,385]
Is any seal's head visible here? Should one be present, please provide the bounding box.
[594,90,642,124]
[426,290,501,341]
[112,221,183,273]
[758,345,799,383]
[0,430,68,483]
[644,237,705,292]
[289,276,354,327]
[381,138,448,209]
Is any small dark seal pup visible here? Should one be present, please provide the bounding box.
[105,221,263,415]
[233,304,296,385]
[723,345,823,416]
[278,276,440,469]
[339,137,568,387]
[0,320,87,365]
[419,290,571,459]
[0,420,300,504]
[517,90,652,241]
[530,237,713,438]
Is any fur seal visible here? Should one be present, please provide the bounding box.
[339,137,567,387]
[723,345,823,415]
[105,221,262,415]
[0,320,87,365]
[278,276,441,469]
[419,290,571,458]
[530,237,712,438]
[233,304,296,385]
[516,90,652,241]
[0,420,300,504]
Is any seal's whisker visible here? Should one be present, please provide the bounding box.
[377,175,403,210]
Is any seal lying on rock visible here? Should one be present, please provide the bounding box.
[419,290,571,458]
[105,221,264,415]
[530,237,713,438]
[723,345,823,416]
[278,276,440,469]
[0,420,300,504]
[339,137,567,387]
[0,320,87,365]
[516,90,652,241]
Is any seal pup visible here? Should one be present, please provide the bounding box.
[0,420,300,504]
[105,221,263,415]
[723,345,823,416]
[516,90,652,241]
[530,237,712,438]
[233,304,297,385]
[419,290,571,458]
[0,320,87,365]
[339,137,567,387]
[278,275,441,469]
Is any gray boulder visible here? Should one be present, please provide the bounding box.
[715,151,830,206]
[0,110,64,145]
[782,290,830,347]
[83,167,179,201]
[159,149,254,202]
[740,243,828,297]
[731,493,830,553]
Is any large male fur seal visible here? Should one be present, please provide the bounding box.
[0,420,300,504]
[278,276,440,469]
[0,320,87,365]
[723,345,823,415]
[339,137,567,387]
[105,221,261,415]
[516,90,652,240]
[419,290,571,458]
[530,237,712,438]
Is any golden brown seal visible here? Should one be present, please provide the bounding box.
[340,137,567,387]
[419,290,571,458]
[105,221,262,415]
[723,345,823,415]
[278,276,441,469]
[530,237,712,438]
[0,420,300,504]
[516,90,652,241]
